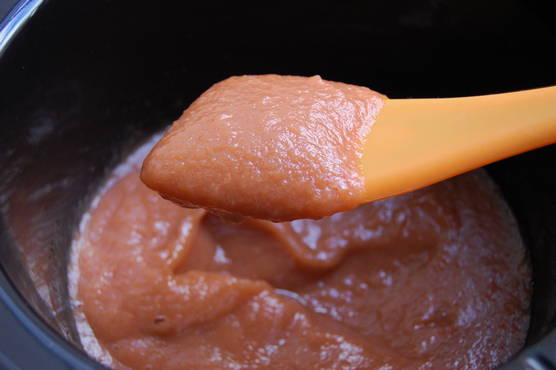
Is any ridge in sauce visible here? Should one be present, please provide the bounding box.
[141,74,386,222]
[70,140,531,370]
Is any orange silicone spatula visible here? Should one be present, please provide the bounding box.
[361,86,556,203]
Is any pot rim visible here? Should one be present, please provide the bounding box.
[0,0,42,58]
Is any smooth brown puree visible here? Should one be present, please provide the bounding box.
[141,75,385,222]
[71,141,530,369]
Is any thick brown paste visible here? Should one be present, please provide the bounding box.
[141,75,385,221]
[70,141,530,370]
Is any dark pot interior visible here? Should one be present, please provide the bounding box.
[0,1,555,368]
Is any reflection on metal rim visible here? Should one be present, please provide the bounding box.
[0,0,44,57]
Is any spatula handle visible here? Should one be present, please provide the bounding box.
[362,86,556,202]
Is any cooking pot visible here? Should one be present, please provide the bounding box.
[1,1,555,368]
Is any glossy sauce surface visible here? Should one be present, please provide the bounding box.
[141,75,385,221]
[71,143,531,370]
